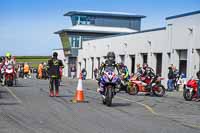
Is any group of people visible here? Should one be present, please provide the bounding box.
[17,63,33,79]
[167,65,183,91]
[96,51,156,96]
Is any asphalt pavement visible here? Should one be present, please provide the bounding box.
[0,78,200,133]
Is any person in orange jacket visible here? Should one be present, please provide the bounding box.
[24,63,30,79]
[38,63,43,79]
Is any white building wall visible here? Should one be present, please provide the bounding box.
[167,13,200,78]
[79,29,168,80]
[78,12,200,86]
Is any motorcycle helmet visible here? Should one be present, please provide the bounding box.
[107,51,115,62]
[5,52,12,59]
[53,52,58,58]
[142,63,148,69]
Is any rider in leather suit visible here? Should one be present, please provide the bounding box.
[97,52,120,95]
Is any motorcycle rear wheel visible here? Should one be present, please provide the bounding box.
[152,85,165,97]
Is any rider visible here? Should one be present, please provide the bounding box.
[141,63,156,91]
[119,63,130,80]
[47,52,64,97]
[4,52,15,66]
[97,51,120,95]
[119,63,129,92]
[1,52,16,85]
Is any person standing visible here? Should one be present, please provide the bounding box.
[38,63,43,79]
[167,66,174,91]
[23,63,30,79]
[82,68,87,80]
[93,68,98,79]
[71,65,76,79]
[47,52,64,97]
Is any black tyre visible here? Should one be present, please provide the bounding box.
[183,89,193,101]
[105,86,113,107]
[152,85,165,97]
[128,83,139,95]
[102,98,106,105]
[7,80,13,87]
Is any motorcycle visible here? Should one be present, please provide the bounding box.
[128,75,165,97]
[101,70,120,106]
[4,65,16,86]
[183,78,198,101]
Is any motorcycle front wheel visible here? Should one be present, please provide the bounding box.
[105,86,113,107]
[183,89,193,101]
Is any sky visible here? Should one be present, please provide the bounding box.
[0,0,199,56]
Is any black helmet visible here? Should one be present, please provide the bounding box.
[107,51,115,61]
[143,63,148,69]
[53,52,58,57]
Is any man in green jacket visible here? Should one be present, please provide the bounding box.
[47,52,64,97]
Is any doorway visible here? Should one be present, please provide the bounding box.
[141,53,148,64]
[119,55,125,63]
[130,55,135,74]
[155,53,162,76]
[197,49,200,70]
[83,58,86,69]
[91,57,94,79]
[178,50,187,76]
[97,57,100,69]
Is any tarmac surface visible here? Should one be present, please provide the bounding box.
[0,78,200,133]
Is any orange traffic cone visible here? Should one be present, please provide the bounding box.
[73,73,85,102]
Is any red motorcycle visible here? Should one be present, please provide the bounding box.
[4,65,16,86]
[128,75,165,97]
[183,79,198,101]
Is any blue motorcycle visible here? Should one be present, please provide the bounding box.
[101,70,120,106]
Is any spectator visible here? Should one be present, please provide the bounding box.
[23,62,30,79]
[93,68,98,79]
[167,66,174,91]
[172,66,180,91]
[38,63,43,79]
[33,67,38,79]
[82,68,87,80]
[71,65,76,79]
[136,64,143,79]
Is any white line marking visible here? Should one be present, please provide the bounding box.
[4,86,22,104]
[86,89,157,115]
[86,89,200,129]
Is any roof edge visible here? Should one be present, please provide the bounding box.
[84,27,166,41]
[63,11,146,18]
[166,10,200,20]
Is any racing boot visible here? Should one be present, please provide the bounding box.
[55,89,59,97]
[49,89,54,97]
[1,76,5,86]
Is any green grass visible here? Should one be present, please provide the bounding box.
[16,56,50,68]
[16,59,49,63]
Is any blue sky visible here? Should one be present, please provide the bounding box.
[0,0,199,56]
